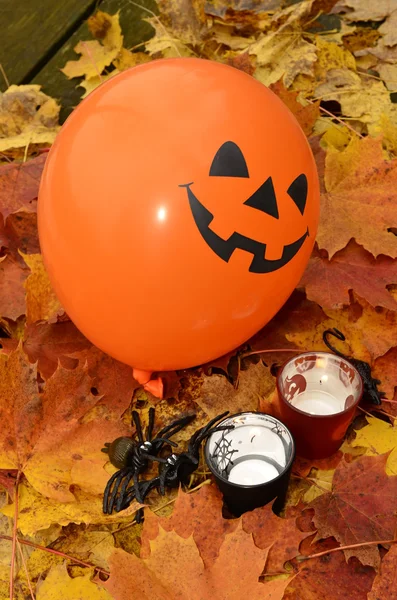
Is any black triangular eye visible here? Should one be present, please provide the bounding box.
[244,177,279,219]
[209,141,249,178]
[287,174,307,215]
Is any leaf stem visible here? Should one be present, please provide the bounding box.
[301,538,397,560]
[10,470,21,600]
[0,534,110,577]
[17,539,35,600]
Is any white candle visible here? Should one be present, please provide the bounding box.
[291,390,345,415]
[228,459,279,485]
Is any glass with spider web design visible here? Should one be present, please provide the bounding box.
[205,412,295,516]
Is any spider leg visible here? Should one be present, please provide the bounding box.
[115,471,135,512]
[133,471,144,504]
[146,407,155,442]
[152,437,178,447]
[103,468,131,514]
[132,411,144,444]
[156,414,196,440]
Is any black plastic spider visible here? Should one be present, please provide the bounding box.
[157,411,234,495]
[323,328,385,405]
[108,412,234,522]
[102,407,195,514]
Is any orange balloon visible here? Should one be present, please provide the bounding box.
[38,58,319,371]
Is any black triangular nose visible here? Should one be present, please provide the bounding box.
[243,177,279,219]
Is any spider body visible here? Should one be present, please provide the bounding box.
[102,407,195,514]
[323,328,385,405]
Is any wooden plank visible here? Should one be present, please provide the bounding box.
[0,0,97,91]
[32,0,156,123]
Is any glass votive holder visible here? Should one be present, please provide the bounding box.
[204,412,295,516]
[276,352,363,459]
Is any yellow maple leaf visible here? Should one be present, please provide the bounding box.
[36,563,111,600]
[21,253,63,324]
[352,417,397,475]
[2,482,141,536]
[62,13,123,80]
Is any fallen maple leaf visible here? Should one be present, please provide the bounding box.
[270,81,320,136]
[196,360,272,420]
[242,502,309,573]
[23,320,91,380]
[141,484,237,567]
[317,136,397,258]
[0,345,130,501]
[352,416,397,475]
[36,562,111,600]
[300,241,397,310]
[334,0,397,23]
[373,347,397,400]
[69,345,141,418]
[368,543,397,600]
[1,481,140,536]
[62,12,123,80]
[103,523,292,600]
[0,255,29,320]
[0,86,59,153]
[310,453,397,567]
[0,154,46,219]
[21,252,63,324]
[284,537,376,600]
[250,3,318,88]
[156,0,208,45]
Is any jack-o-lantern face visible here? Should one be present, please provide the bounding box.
[38,57,320,372]
[180,141,309,273]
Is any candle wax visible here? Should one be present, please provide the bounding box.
[292,390,345,416]
[228,459,279,485]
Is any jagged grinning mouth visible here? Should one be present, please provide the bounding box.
[179,183,309,274]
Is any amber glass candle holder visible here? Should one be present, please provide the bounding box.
[276,352,363,459]
[205,412,295,516]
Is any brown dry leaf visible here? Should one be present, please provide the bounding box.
[196,360,274,420]
[69,345,141,418]
[379,9,397,46]
[300,241,397,310]
[269,81,319,136]
[62,13,123,80]
[113,49,152,71]
[2,210,40,256]
[0,255,29,320]
[310,453,397,568]
[156,0,208,45]
[2,481,140,536]
[21,253,63,324]
[373,348,397,400]
[103,523,292,600]
[368,544,397,600]
[334,0,397,22]
[205,0,281,18]
[0,86,59,152]
[242,502,309,572]
[0,153,46,219]
[36,562,111,600]
[317,136,397,259]
[250,14,317,88]
[284,537,375,599]
[0,345,131,501]
[23,320,91,380]
[141,484,237,567]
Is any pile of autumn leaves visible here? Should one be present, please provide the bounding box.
[2,0,397,598]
